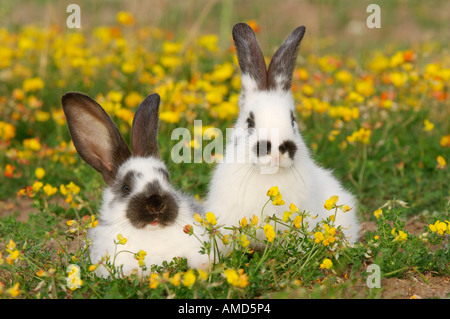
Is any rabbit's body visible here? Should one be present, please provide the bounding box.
[207,143,359,248]
[88,157,207,277]
[62,93,209,278]
[205,23,360,247]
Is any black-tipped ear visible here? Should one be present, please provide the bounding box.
[267,26,306,91]
[131,93,160,158]
[232,23,268,92]
[62,92,131,185]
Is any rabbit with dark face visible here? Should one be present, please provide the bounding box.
[205,23,360,249]
[62,92,209,277]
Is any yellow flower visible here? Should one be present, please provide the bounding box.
[368,54,389,73]
[43,184,57,197]
[32,180,43,193]
[240,234,250,247]
[390,51,404,68]
[205,212,217,225]
[389,71,408,87]
[355,79,375,97]
[23,77,44,92]
[314,231,324,244]
[182,269,196,287]
[440,135,450,148]
[35,111,50,122]
[293,216,302,228]
[135,250,147,260]
[159,111,180,124]
[6,250,20,265]
[194,213,203,223]
[436,156,446,169]
[224,269,239,286]
[263,224,276,242]
[148,273,160,289]
[373,208,383,219]
[240,217,248,227]
[324,195,339,210]
[320,258,333,270]
[289,203,299,213]
[121,60,137,74]
[117,11,135,25]
[272,193,285,206]
[283,210,292,222]
[223,268,249,288]
[0,121,16,141]
[197,34,219,53]
[210,62,234,82]
[198,269,208,281]
[116,234,127,245]
[23,138,41,151]
[160,55,182,69]
[335,70,353,84]
[267,186,280,197]
[170,273,182,286]
[88,264,98,272]
[85,215,98,228]
[429,220,447,235]
[391,227,397,236]
[394,230,408,242]
[35,167,45,180]
[301,84,314,96]
[162,41,182,55]
[250,215,259,226]
[124,92,143,108]
[6,283,20,298]
[423,119,434,131]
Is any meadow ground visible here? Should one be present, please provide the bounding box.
[0,1,448,299]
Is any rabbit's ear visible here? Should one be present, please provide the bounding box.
[131,93,160,158]
[62,92,131,185]
[232,23,268,92]
[267,26,305,91]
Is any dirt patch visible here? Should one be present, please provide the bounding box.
[382,273,450,299]
[0,197,37,222]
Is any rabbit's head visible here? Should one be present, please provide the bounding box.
[231,23,306,173]
[62,92,179,229]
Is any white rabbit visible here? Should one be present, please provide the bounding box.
[205,23,360,249]
[62,92,209,277]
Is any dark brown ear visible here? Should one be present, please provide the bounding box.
[267,26,306,91]
[62,92,131,185]
[232,23,268,92]
[131,93,160,158]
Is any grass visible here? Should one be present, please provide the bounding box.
[0,1,449,299]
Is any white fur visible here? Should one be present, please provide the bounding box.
[88,157,209,278]
[206,88,360,250]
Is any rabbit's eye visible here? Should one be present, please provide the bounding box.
[291,111,296,128]
[121,184,131,193]
[247,112,255,129]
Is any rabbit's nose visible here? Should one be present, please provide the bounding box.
[278,140,297,159]
[147,194,164,213]
[255,140,271,157]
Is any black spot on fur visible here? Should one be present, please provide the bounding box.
[154,167,170,183]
